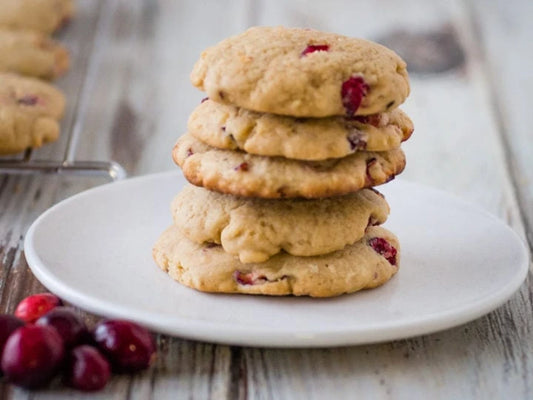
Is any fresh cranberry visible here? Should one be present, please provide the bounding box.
[1,325,65,388]
[368,237,398,265]
[301,44,329,56]
[0,315,24,358]
[14,293,63,323]
[17,95,39,106]
[93,320,156,373]
[36,307,90,349]
[234,162,249,171]
[64,345,110,391]
[341,76,369,116]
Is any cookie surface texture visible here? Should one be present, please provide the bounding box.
[172,184,390,263]
[173,133,405,199]
[0,73,65,154]
[189,99,413,160]
[191,26,409,117]
[153,225,400,297]
[0,0,74,34]
[0,29,69,79]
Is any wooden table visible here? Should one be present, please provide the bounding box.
[1,0,532,398]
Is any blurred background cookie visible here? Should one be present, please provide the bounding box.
[0,29,69,80]
[0,73,65,154]
[0,0,74,34]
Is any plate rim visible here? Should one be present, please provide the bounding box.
[24,171,530,348]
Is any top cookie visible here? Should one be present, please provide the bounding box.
[191,26,409,117]
[0,0,74,34]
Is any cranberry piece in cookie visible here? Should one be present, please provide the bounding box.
[233,271,267,285]
[17,95,39,106]
[234,162,249,171]
[368,237,398,265]
[301,44,329,56]
[341,76,369,116]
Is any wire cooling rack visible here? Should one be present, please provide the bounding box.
[0,1,126,181]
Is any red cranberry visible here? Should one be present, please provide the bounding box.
[365,157,377,184]
[233,271,267,285]
[93,320,156,373]
[234,162,249,171]
[341,76,369,116]
[36,307,90,349]
[64,345,110,392]
[351,114,382,127]
[17,95,39,106]
[0,315,24,357]
[301,44,329,56]
[369,237,398,265]
[14,293,63,323]
[1,325,65,388]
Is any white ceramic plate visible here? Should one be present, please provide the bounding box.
[24,171,529,348]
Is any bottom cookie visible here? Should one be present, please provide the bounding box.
[153,225,400,297]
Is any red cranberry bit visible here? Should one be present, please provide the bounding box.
[1,325,65,388]
[233,271,267,285]
[17,95,39,106]
[201,97,209,103]
[186,148,194,157]
[93,320,156,373]
[36,307,90,349]
[341,76,369,116]
[234,162,249,171]
[14,293,63,323]
[368,237,397,265]
[301,44,329,56]
[64,345,110,392]
[352,114,381,127]
[0,315,24,357]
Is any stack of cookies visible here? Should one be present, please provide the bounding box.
[0,0,74,155]
[153,26,413,297]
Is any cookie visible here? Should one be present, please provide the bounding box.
[0,73,65,155]
[0,29,69,80]
[153,225,399,297]
[173,133,405,199]
[188,99,413,160]
[0,0,74,34]
[172,184,389,263]
[191,26,409,117]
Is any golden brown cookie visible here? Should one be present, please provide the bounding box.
[188,99,413,160]
[0,29,69,80]
[0,0,74,34]
[173,133,406,199]
[153,225,400,297]
[0,73,65,155]
[172,184,389,263]
[191,26,409,117]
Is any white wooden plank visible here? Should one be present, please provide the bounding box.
[469,0,533,246]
